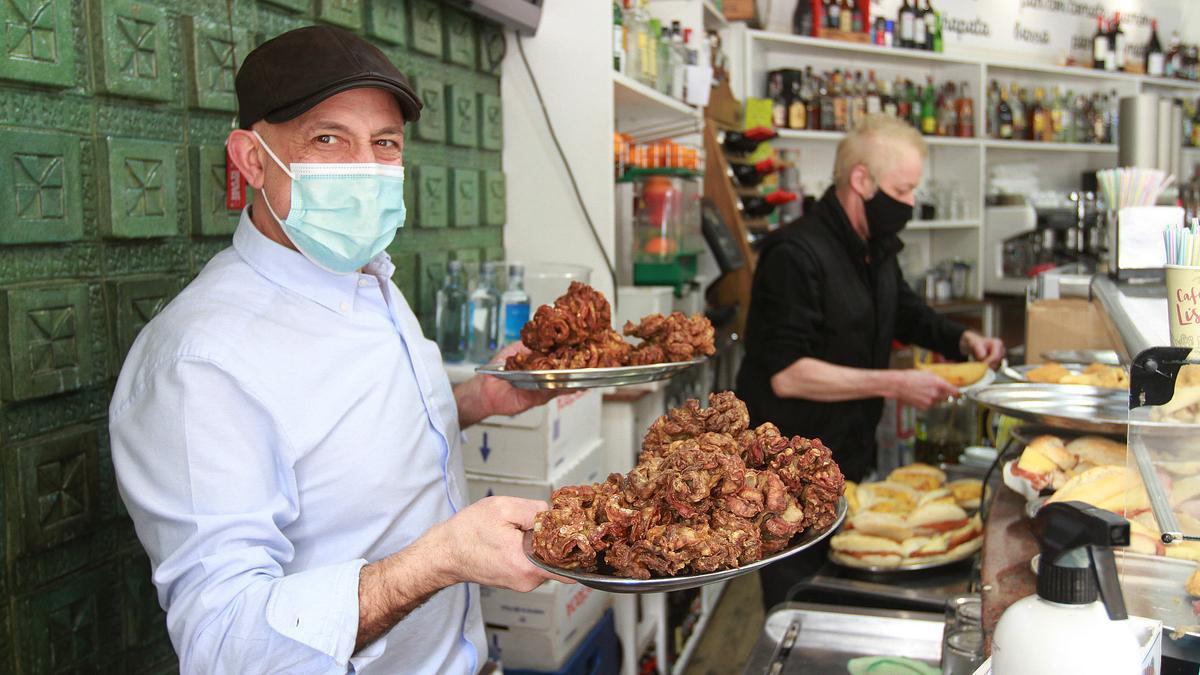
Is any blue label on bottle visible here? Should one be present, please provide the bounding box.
[504,304,530,342]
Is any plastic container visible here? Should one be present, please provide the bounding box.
[522,262,592,313]
[506,608,620,675]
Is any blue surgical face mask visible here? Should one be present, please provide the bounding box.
[253,130,406,275]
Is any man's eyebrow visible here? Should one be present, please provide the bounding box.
[374,125,405,136]
[301,120,354,135]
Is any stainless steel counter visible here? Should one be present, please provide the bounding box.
[1091,275,1171,361]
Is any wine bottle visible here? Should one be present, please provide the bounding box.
[720,127,778,153]
[1112,12,1126,70]
[1092,16,1108,70]
[1146,19,1165,77]
[792,0,814,36]
[728,158,780,187]
[739,190,797,217]
[898,0,915,49]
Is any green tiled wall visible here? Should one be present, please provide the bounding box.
[0,1,504,671]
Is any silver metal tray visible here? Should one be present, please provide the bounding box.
[476,357,705,390]
[968,383,1129,435]
[742,602,945,674]
[523,498,846,593]
[828,535,982,573]
[1001,362,1127,389]
[1041,349,1122,366]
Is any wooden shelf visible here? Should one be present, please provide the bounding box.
[613,72,701,138]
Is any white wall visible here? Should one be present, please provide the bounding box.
[502,0,616,300]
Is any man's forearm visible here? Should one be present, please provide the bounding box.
[453,378,485,429]
[355,527,455,652]
[769,357,897,402]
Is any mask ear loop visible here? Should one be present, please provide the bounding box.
[248,130,295,226]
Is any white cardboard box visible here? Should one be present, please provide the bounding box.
[466,437,606,504]
[463,389,601,480]
[483,581,610,671]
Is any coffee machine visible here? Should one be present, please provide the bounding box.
[984,193,1105,296]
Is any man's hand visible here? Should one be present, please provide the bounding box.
[959,330,1005,367]
[892,370,960,410]
[454,343,555,429]
[429,496,570,591]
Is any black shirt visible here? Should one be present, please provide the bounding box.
[735,187,967,481]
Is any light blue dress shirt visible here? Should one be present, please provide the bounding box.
[110,208,484,674]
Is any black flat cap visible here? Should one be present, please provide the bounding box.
[236,25,422,129]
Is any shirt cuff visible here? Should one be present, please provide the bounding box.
[265,558,369,668]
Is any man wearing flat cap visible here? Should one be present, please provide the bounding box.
[110,26,558,674]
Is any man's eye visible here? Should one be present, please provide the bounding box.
[315,135,335,144]
[376,139,400,149]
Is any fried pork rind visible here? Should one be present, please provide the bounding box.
[504,283,714,371]
[530,392,846,578]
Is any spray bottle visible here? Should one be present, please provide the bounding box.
[992,501,1141,674]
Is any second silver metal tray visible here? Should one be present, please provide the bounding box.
[969,383,1129,435]
[523,498,846,593]
[477,358,705,390]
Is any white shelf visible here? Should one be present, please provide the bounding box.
[983,139,1118,153]
[776,128,979,147]
[909,219,980,230]
[613,72,701,137]
[702,0,728,30]
[748,29,976,67]
[1139,75,1200,91]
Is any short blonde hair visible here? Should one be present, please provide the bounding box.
[833,114,928,188]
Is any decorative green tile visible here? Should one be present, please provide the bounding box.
[417,249,447,326]
[0,0,75,87]
[0,129,83,244]
[261,0,310,11]
[478,22,505,75]
[444,8,475,67]
[93,0,172,102]
[484,245,505,262]
[412,77,444,143]
[452,247,479,272]
[479,93,502,151]
[120,551,164,649]
[483,169,505,226]
[104,276,180,367]
[103,137,178,239]
[317,0,363,30]
[447,84,477,148]
[182,16,252,113]
[402,162,415,227]
[15,564,121,673]
[1,284,94,402]
[415,164,447,228]
[191,144,248,237]
[366,0,406,45]
[409,0,442,57]
[9,425,100,554]
[386,248,417,306]
[450,168,479,227]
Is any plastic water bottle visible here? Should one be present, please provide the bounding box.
[500,263,531,347]
[436,261,468,362]
[467,262,502,363]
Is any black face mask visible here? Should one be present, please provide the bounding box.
[862,185,913,239]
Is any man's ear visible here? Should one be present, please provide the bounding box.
[226,129,267,190]
[848,163,874,199]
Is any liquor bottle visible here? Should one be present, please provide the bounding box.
[500,263,531,346]
[612,1,624,73]
[928,0,943,52]
[643,17,660,86]
[1029,86,1047,141]
[1050,86,1065,142]
[936,81,956,137]
[435,260,469,363]
[839,0,852,32]
[920,77,936,134]
[881,77,897,117]
[851,0,864,33]
[832,70,848,130]
[866,70,882,115]
[1146,19,1165,77]
[1092,15,1108,70]
[792,0,814,37]
[908,79,922,129]
[467,262,501,363]
[819,73,834,130]
[923,0,937,51]
[996,87,1013,140]
[1092,92,1107,144]
[1074,93,1091,144]
[768,71,787,128]
[1112,12,1126,71]
[827,0,841,31]
[1167,31,1182,78]
[739,191,798,217]
[729,158,780,187]
[1059,89,1076,143]
[655,21,672,93]
[896,77,912,124]
[1103,17,1117,72]
[873,16,887,45]
[898,0,915,49]
[987,80,999,137]
[912,0,927,51]
[788,73,807,129]
[1009,84,1026,141]
[849,71,866,128]
[956,81,974,137]
[806,67,823,130]
[720,127,777,153]
[668,21,687,100]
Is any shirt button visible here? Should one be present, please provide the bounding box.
[358,279,370,287]
[339,302,349,312]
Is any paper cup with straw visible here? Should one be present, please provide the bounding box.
[1167,265,1200,348]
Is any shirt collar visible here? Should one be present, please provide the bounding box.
[232,206,392,314]
[817,186,903,265]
